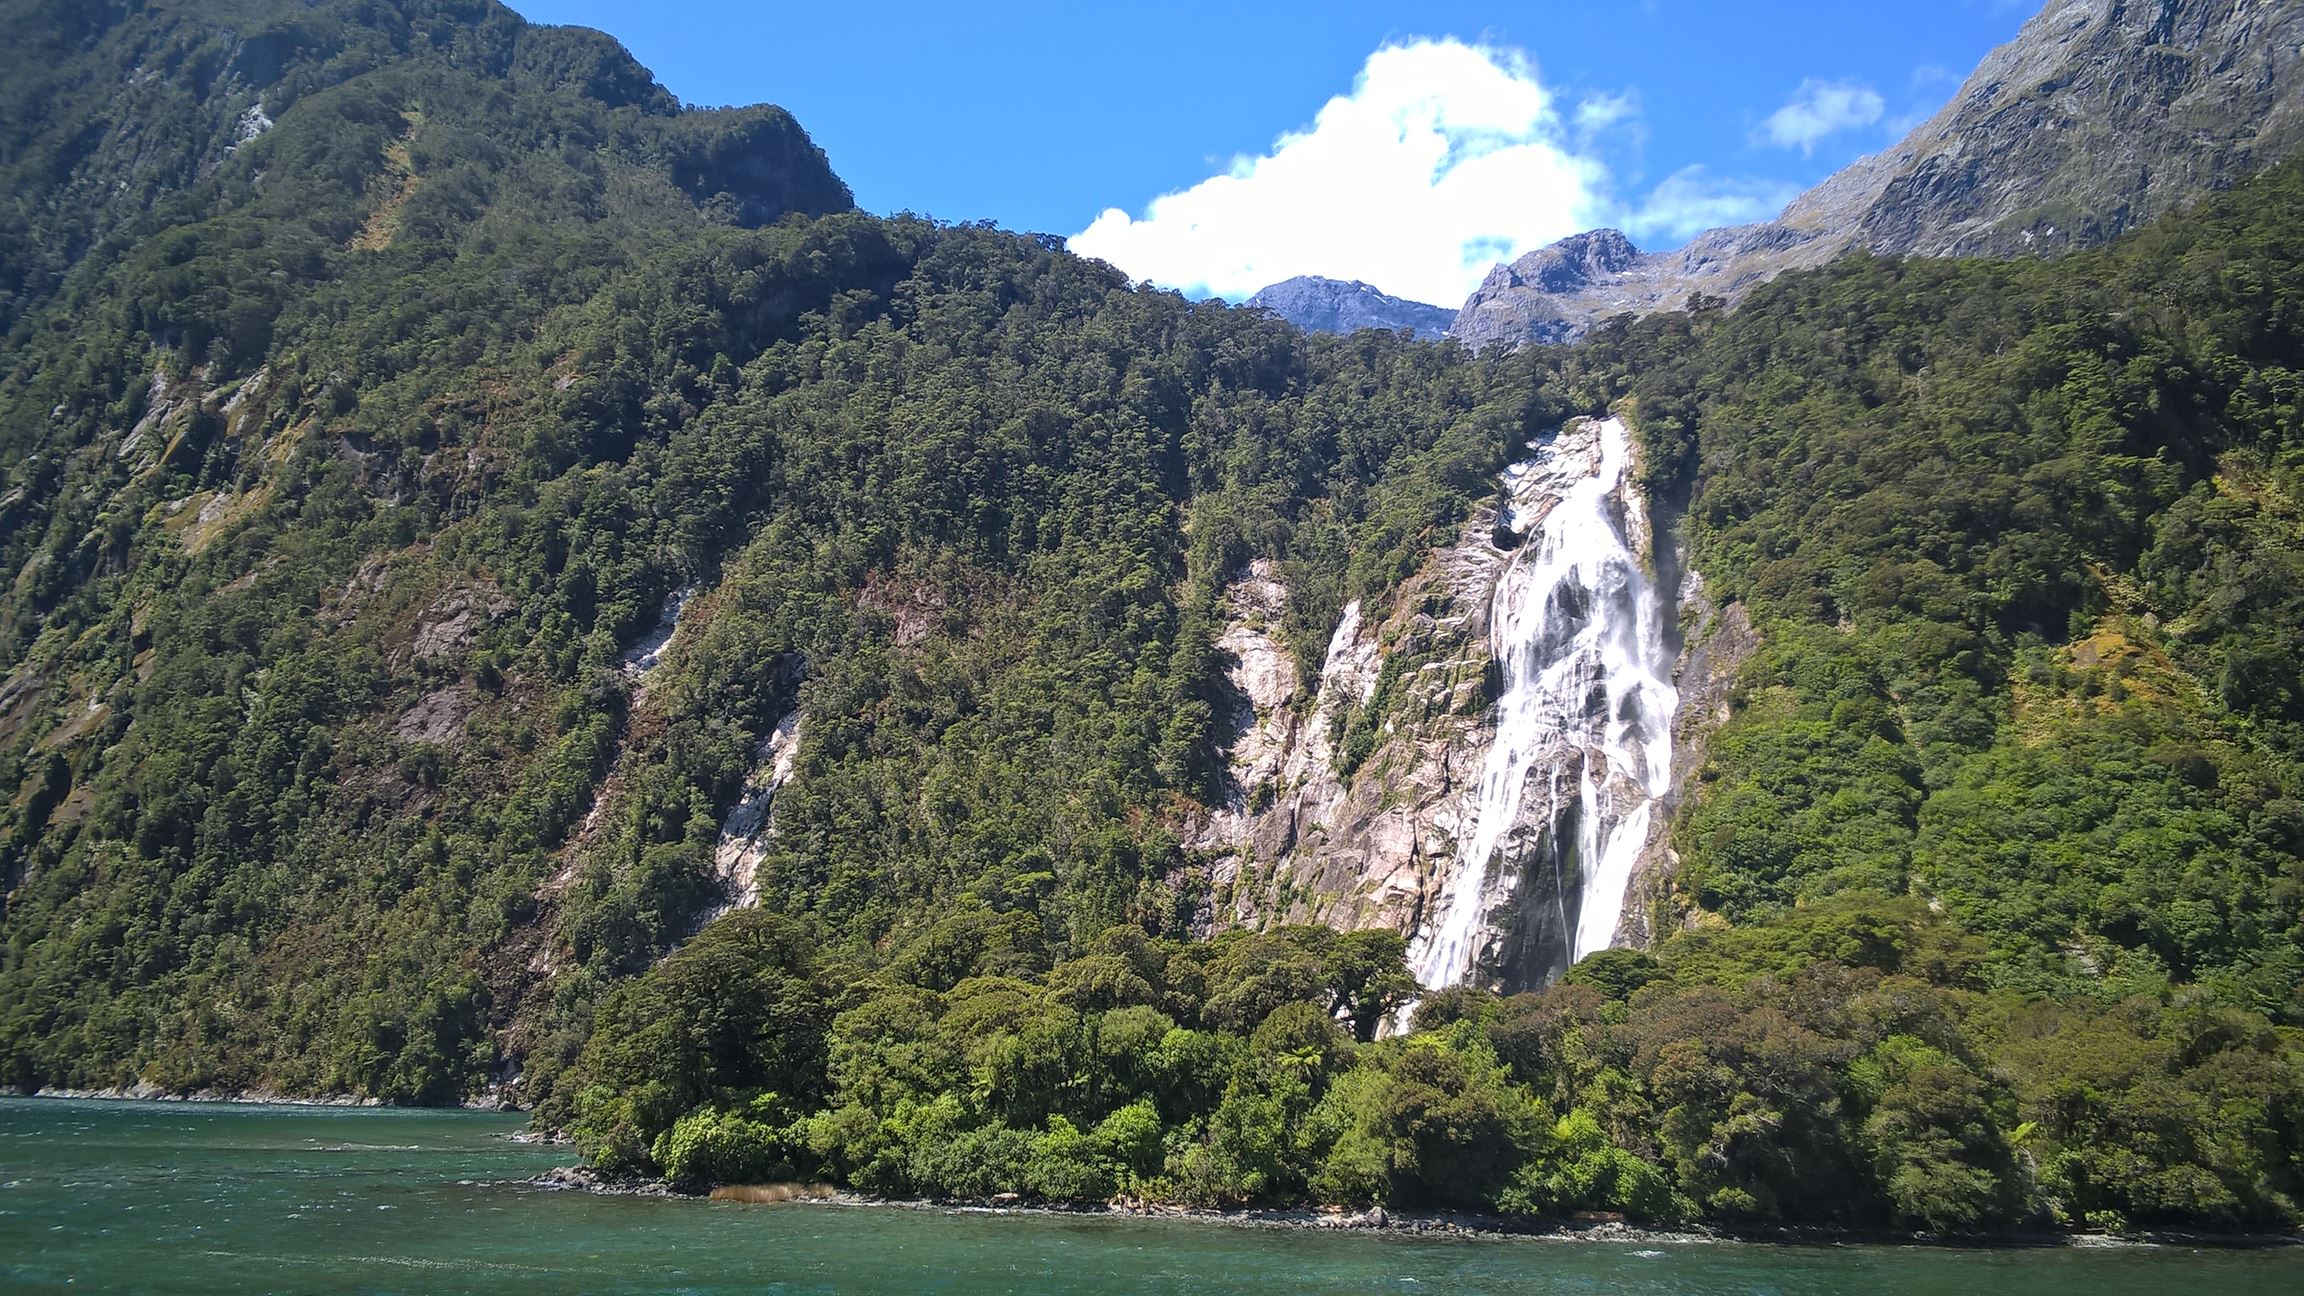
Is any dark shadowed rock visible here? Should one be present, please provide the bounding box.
[1245,276,1457,341]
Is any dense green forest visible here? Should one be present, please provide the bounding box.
[1608,169,2304,1025]
[0,0,2298,1238]
[547,163,2304,1235]
[0,0,1548,1104]
[560,903,2299,1234]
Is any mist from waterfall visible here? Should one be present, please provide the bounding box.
[1408,416,1678,992]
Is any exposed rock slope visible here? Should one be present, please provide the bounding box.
[1454,0,2304,349]
[1246,276,1458,341]
[1202,418,1745,993]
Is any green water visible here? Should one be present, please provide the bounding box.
[1,1098,2296,1294]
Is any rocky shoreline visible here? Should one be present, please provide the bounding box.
[12,1093,2293,1250]
[512,1165,2302,1250]
[5,1084,519,1111]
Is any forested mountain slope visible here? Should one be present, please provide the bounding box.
[0,0,2297,1239]
[1590,164,2304,1023]
[553,155,2304,1239]
[0,0,1546,1102]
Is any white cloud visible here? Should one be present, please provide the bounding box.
[1629,166,1798,243]
[1751,79,1885,156]
[1068,40,1611,308]
[1573,90,1644,146]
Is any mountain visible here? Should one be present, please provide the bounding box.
[0,0,851,338]
[1,0,2301,1236]
[0,0,1540,1108]
[1453,0,2304,349]
[1444,229,1644,348]
[564,160,2304,1228]
[1244,276,1457,340]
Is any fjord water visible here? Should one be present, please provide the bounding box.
[6,1100,2298,1295]
[1412,416,1679,990]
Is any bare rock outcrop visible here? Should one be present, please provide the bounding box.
[1200,467,1530,957]
[1197,420,1758,991]
[410,587,513,665]
[1244,276,1458,341]
[707,709,804,921]
[1452,0,2304,350]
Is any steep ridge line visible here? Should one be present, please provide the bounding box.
[1451,0,2304,349]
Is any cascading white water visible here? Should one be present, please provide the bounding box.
[1408,416,1678,991]
[704,710,803,923]
[621,585,696,679]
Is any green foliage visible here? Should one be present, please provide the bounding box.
[2000,1000,2304,1231]
[1576,158,2304,1234]
[1604,159,2304,1025]
[1497,1108,1674,1220]
[654,1099,797,1187]
[549,884,2302,1235]
[1847,1034,2021,1232]
[0,0,1536,1103]
[1562,948,1662,1001]
[0,0,2299,1245]
[560,909,829,1166]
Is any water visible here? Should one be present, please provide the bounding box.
[706,708,802,923]
[620,584,696,678]
[2,1099,2296,1294]
[1411,417,1679,991]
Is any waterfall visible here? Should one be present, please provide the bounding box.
[621,584,696,678]
[1408,416,1678,991]
[704,710,803,923]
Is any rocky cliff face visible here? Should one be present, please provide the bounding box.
[706,709,803,922]
[1615,572,1757,951]
[1825,0,2304,258]
[1245,276,1458,341]
[1199,544,1489,948]
[1451,0,2304,350]
[1200,418,1745,993]
[1452,230,1647,348]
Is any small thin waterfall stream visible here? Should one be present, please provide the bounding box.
[1407,416,1678,991]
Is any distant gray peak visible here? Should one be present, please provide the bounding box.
[1484,229,1643,296]
[1448,0,2304,351]
[1258,274,1373,292]
[1245,276,1457,342]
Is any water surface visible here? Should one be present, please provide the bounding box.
[2,1097,2296,1294]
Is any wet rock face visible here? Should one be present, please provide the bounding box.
[1615,578,1758,949]
[1483,758,1584,996]
[1448,0,2304,351]
[1212,560,1302,806]
[706,710,803,922]
[1203,418,1714,994]
[1404,419,1678,992]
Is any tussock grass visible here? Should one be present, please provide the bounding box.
[708,1183,838,1204]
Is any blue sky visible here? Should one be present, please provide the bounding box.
[510,1,2038,305]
